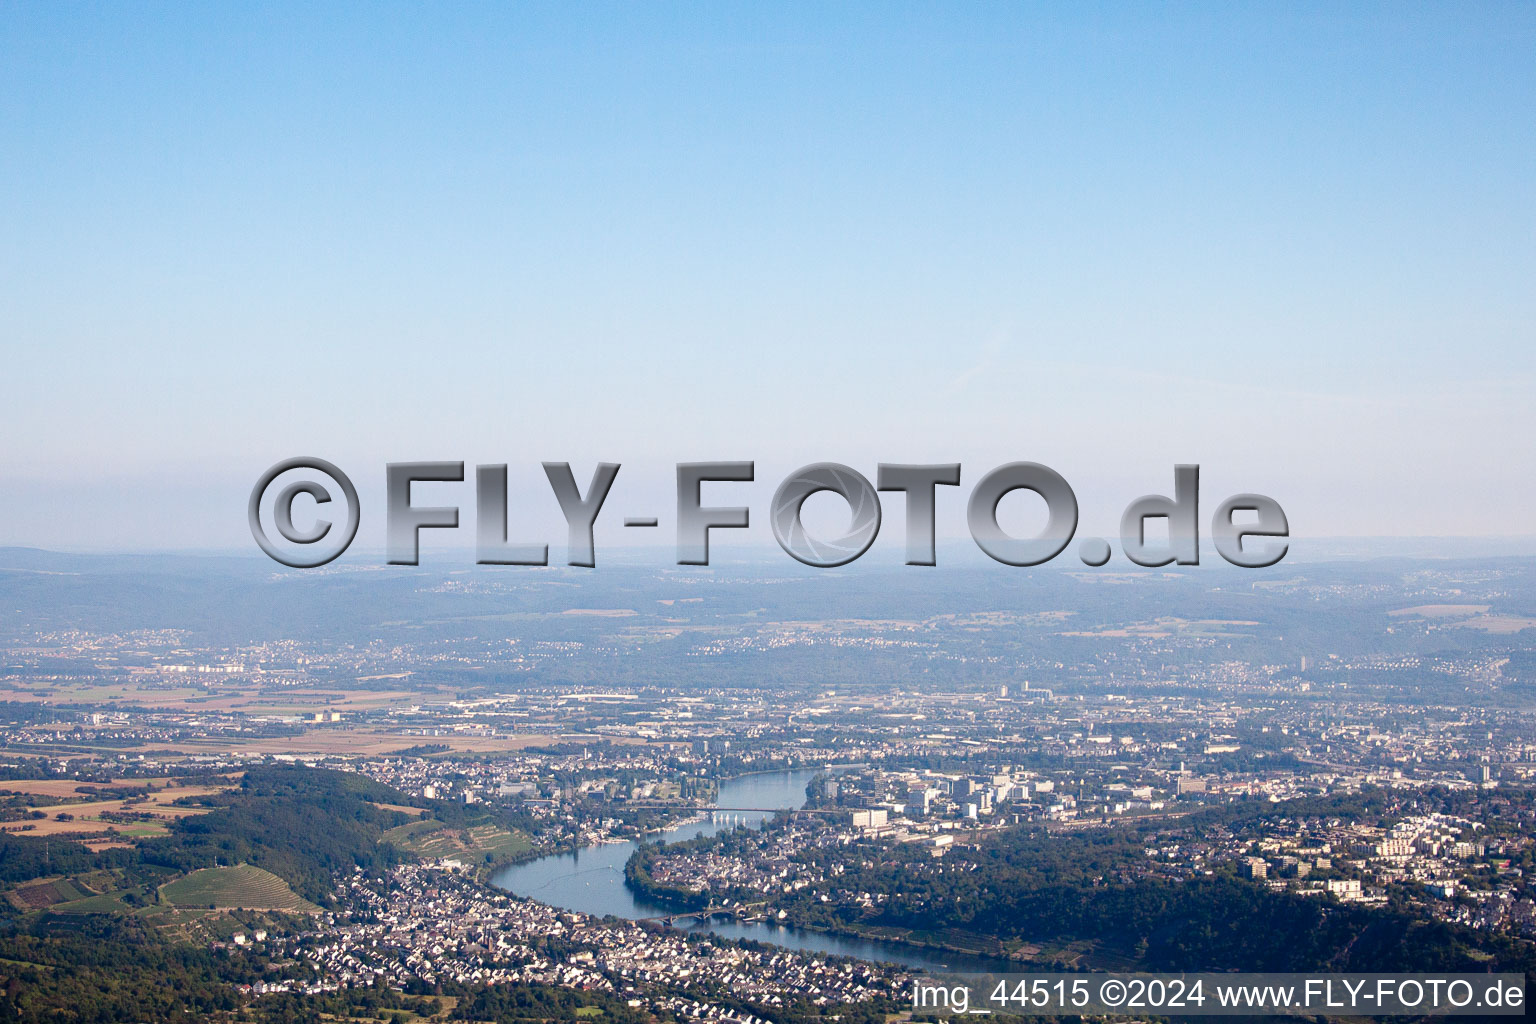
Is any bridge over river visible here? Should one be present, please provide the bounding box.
[635,902,771,926]
[491,768,1018,974]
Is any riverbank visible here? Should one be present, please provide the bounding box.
[765,915,1022,963]
[624,845,1019,964]
[489,768,1020,973]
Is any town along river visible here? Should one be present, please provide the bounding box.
[490,768,1015,973]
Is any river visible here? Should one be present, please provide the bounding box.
[490,767,1014,973]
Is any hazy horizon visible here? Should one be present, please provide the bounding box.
[4,4,1533,550]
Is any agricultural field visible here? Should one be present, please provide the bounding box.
[370,801,425,816]
[382,817,446,845]
[0,781,231,840]
[383,819,531,863]
[48,889,151,916]
[7,876,93,911]
[5,868,158,917]
[158,864,318,912]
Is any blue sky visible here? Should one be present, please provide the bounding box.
[2,3,1533,552]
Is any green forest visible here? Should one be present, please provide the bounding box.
[772,809,1536,975]
[0,765,419,1022]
